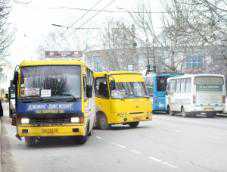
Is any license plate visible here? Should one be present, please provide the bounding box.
[41,128,58,134]
[133,116,143,121]
[204,108,214,112]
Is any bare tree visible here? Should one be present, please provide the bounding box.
[101,20,137,70]
[162,0,227,74]
[0,0,12,56]
[38,29,80,57]
[129,2,186,73]
[130,0,227,74]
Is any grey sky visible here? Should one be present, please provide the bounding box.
[8,0,165,64]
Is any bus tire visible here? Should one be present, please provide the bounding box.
[25,137,37,146]
[167,106,174,116]
[181,106,188,117]
[128,122,139,128]
[78,124,89,144]
[97,113,109,130]
[207,113,215,118]
[77,135,88,144]
[87,122,93,136]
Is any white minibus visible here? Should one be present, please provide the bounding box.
[167,74,226,117]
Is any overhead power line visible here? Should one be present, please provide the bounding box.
[51,24,101,30]
[51,6,170,14]
[67,0,104,29]
[13,0,32,5]
[67,0,116,31]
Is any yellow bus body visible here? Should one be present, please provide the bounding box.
[94,71,152,128]
[15,59,95,141]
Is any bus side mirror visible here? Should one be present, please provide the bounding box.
[13,71,18,85]
[110,81,116,90]
[86,85,92,98]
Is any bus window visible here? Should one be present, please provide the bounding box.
[157,77,167,92]
[176,79,181,93]
[185,78,191,93]
[169,80,176,94]
[181,79,186,93]
[95,78,108,98]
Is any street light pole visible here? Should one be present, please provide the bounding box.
[51,24,101,30]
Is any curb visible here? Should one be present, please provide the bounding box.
[0,116,2,171]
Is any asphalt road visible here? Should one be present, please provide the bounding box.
[1,103,227,172]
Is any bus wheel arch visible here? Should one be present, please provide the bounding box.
[181,106,188,117]
[96,111,109,130]
[167,105,174,116]
[128,122,139,128]
[25,137,37,146]
[87,120,94,136]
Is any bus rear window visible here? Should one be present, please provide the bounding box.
[195,76,224,85]
[157,77,167,92]
[195,76,224,92]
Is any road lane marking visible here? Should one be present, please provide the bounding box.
[96,136,104,140]
[129,149,142,155]
[148,156,178,169]
[161,161,178,168]
[148,156,162,162]
[114,143,127,149]
[95,135,179,169]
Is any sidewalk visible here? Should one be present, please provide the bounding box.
[1,102,8,171]
[0,115,2,171]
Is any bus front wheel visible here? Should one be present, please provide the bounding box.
[77,136,88,144]
[128,122,139,128]
[97,113,109,130]
[77,124,89,144]
[25,137,37,146]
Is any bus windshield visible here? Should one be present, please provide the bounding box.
[20,66,81,99]
[111,82,147,98]
[195,76,224,92]
[157,76,167,92]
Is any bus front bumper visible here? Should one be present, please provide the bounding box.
[110,112,152,124]
[17,124,86,137]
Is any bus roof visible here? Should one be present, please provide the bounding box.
[154,73,182,77]
[94,71,142,78]
[167,73,225,80]
[19,58,85,67]
[94,71,144,82]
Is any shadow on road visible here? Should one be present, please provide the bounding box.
[18,137,89,149]
[107,125,151,131]
[156,113,227,119]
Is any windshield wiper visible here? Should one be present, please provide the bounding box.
[58,94,80,102]
[19,96,42,103]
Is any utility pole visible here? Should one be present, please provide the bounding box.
[152,38,156,73]
[145,39,151,75]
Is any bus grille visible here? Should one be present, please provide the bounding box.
[129,112,143,115]
[30,118,71,125]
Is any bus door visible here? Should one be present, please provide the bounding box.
[153,75,168,111]
[83,68,95,131]
[94,76,111,122]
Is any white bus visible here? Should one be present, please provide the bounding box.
[167,74,226,117]
[224,97,227,114]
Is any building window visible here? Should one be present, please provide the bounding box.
[185,55,204,69]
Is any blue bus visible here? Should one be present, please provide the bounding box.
[152,73,179,113]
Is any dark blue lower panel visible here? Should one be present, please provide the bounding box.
[152,96,167,111]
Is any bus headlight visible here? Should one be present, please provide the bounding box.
[71,117,80,123]
[21,118,30,124]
